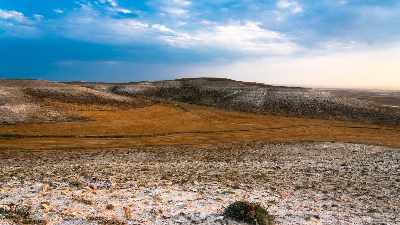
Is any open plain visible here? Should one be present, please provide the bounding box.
[1,78,399,224]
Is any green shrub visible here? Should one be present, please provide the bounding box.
[223,201,273,225]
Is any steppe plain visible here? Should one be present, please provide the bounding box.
[0,78,399,224]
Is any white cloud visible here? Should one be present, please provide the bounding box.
[99,0,117,6]
[200,20,215,25]
[163,7,188,16]
[151,24,200,47]
[276,0,303,13]
[117,8,131,13]
[113,20,149,29]
[33,14,43,20]
[196,21,296,53]
[54,3,148,43]
[173,0,191,6]
[292,7,303,13]
[276,0,296,8]
[339,1,347,5]
[107,7,132,14]
[0,9,27,22]
[0,20,40,37]
[62,14,150,44]
[53,9,64,14]
[152,24,173,33]
[148,21,296,52]
[177,21,187,26]
[55,3,295,55]
[107,0,118,7]
[0,9,43,37]
[160,32,199,47]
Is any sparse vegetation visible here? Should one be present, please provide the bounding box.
[72,196,93,205]
[106,204,114,210]
[0,203,45,224]
[223,201,273,225]
[0,142,399,224]
[69,180,85,188]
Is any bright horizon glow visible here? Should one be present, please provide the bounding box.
[1,0,400,88]
[180,43,400,89]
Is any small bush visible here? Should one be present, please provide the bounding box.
[223,201,273,225]
[69,180,85,188]
[106,204,114,210]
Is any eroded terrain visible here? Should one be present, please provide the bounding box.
[1,142,399,224]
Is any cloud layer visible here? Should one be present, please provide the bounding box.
[1,0,400,86]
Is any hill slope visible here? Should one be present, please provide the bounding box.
[70,78,400,127]
[0,79,152,124]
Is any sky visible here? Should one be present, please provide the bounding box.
[1,0,400,88]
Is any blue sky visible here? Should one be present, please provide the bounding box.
[1,0,400,87]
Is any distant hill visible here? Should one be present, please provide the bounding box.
[68,78,400,127]
[0,79,152,124]
[1,78,399,126]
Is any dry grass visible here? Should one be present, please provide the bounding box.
[0,102,399,149]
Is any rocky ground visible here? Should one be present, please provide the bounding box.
[1,142,399,224]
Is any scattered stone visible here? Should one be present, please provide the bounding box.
[124,207,132,219]
[41,203,50,212]
[62,208,72,218]
[0,142,399,224]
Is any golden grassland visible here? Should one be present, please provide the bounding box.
[0,102,399,149]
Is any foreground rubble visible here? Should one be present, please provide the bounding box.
[0,142,399,224]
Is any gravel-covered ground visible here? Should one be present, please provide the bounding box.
[1,142,399,224]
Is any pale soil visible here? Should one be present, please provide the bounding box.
[1,142,399,224]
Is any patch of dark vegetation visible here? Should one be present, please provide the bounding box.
[223,201,273,225]
[69,180,85,188]
[0,203,46,224]
[71,196,93,205]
